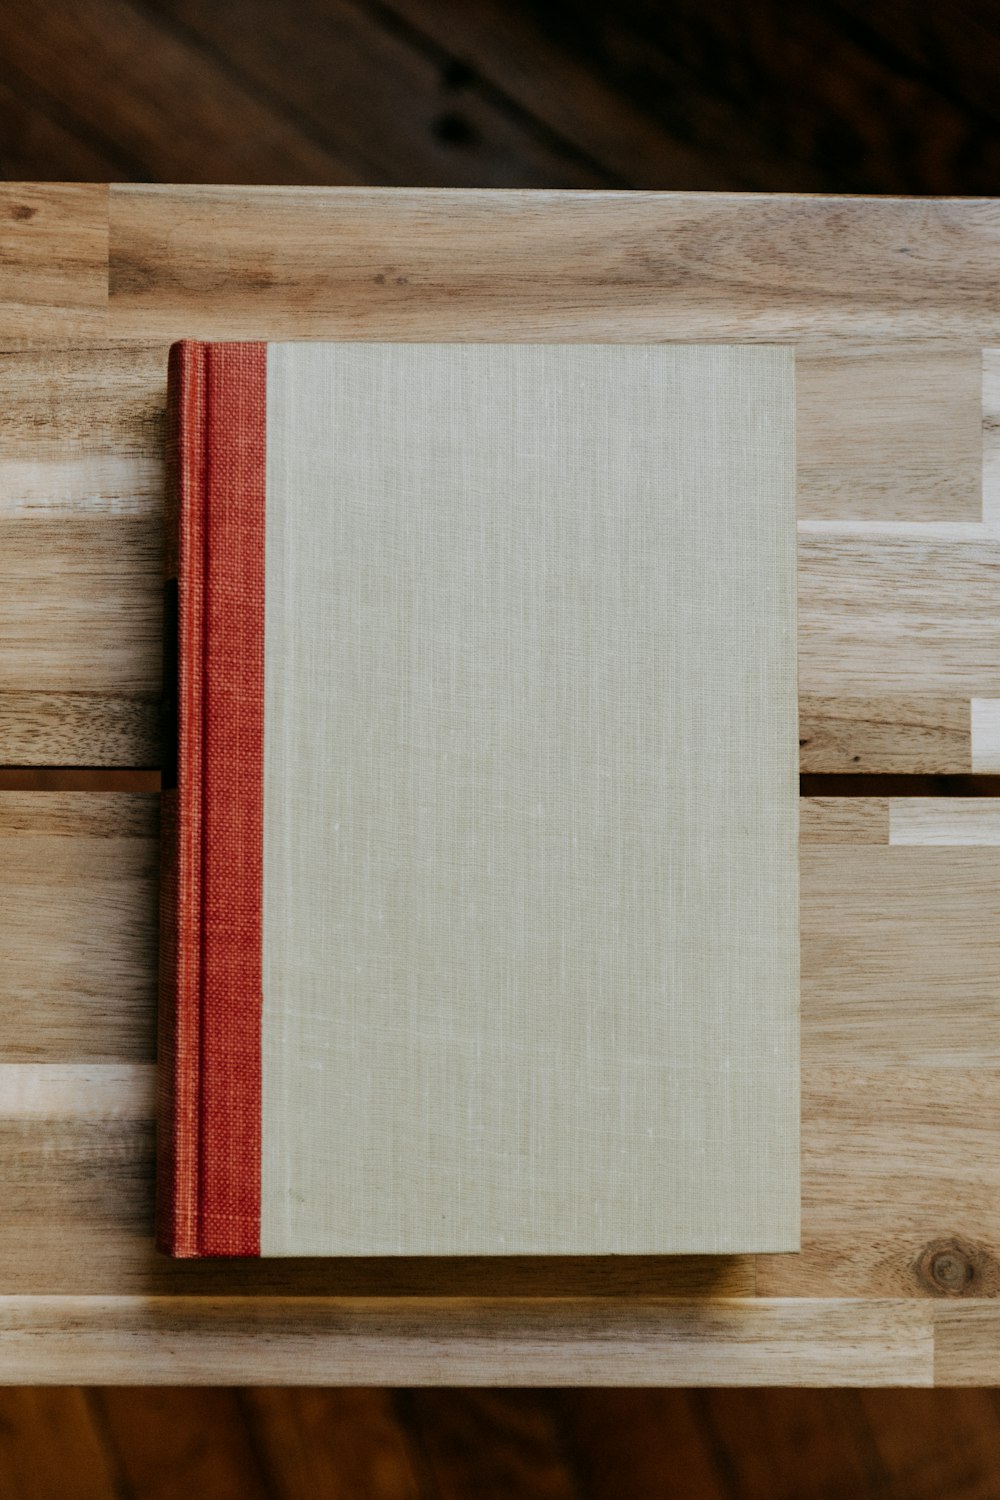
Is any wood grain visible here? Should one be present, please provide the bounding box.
[0,343,166,516]
[3,184,1000,1381]
[971,697,1000,773]
[0,794,156,1060]
[799,523,1000,696]
[798,695,971,774]
[5,505,982,768]
[108,187,1000,343]
[934,1303,1000,1386]
[890,799,1000,845]
[0,1296,933,1386]
[800,846,1000,1068]
[799,797,888,843]
[757,1066,1000,1299]
[0,1102,753,1297]
[683,1388,888,1498]
[982,348,1000,522]
[0,516,162,700]
[797,345,983,521]
[0,184,107,338]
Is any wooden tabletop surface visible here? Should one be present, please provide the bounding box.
[2,182,1000,1385]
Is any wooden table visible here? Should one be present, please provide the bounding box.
[2,184,1000,1385]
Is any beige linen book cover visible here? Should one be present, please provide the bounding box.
[158,340,799,1258]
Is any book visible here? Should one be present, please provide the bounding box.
[158,339,799,1258]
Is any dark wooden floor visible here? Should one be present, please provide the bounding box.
[0,0,998,192]
[4,2,1000,1496]
[1,1387,1000,1499]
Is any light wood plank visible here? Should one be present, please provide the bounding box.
[0,1296,933,1386]
[890,799,1000,845]
[0,794,157,1060]
[934,1303,1000,1386]
[0,516,162,698]
[108,188,1000,342]
[800,797,888,843]
[0,184,107,338]
[758,1066,1000,1298]
[797,346,982,521]
[800,846,1000,1067]
[971,698,1000,772]
[799,523,1000,696]
[799,695,970,773]
[0,691,160,767]
[983,349,1000,523]
[0,1064,153,1117]
[0,343,166,516]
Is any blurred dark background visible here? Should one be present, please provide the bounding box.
[4,1,1000,1496]
[1,0,999,193]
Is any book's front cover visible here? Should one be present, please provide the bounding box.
[160,341,799,1258]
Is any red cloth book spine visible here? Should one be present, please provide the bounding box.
[156,340,267,1257]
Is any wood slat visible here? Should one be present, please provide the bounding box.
[757,1065,1000,1299]
[796,345,983,521]
[799,845,1000,1068]
[972,697,1000,772]
[982,348,999,523]
[798,695,970,774]
[798,523,1000,696]
[934,1303,1000,1386]
[0,515,162,699]
[2,191,995,769]
[890,799,1000,845]
[0,794,156,1060]
[799,797,888,843]
[0,1296,933,1386]
[108,187,1000,343]
[0,184,107,338]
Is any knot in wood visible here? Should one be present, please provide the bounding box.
[915,1238,981,1296]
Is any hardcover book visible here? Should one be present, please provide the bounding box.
[158,339,799,1258]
